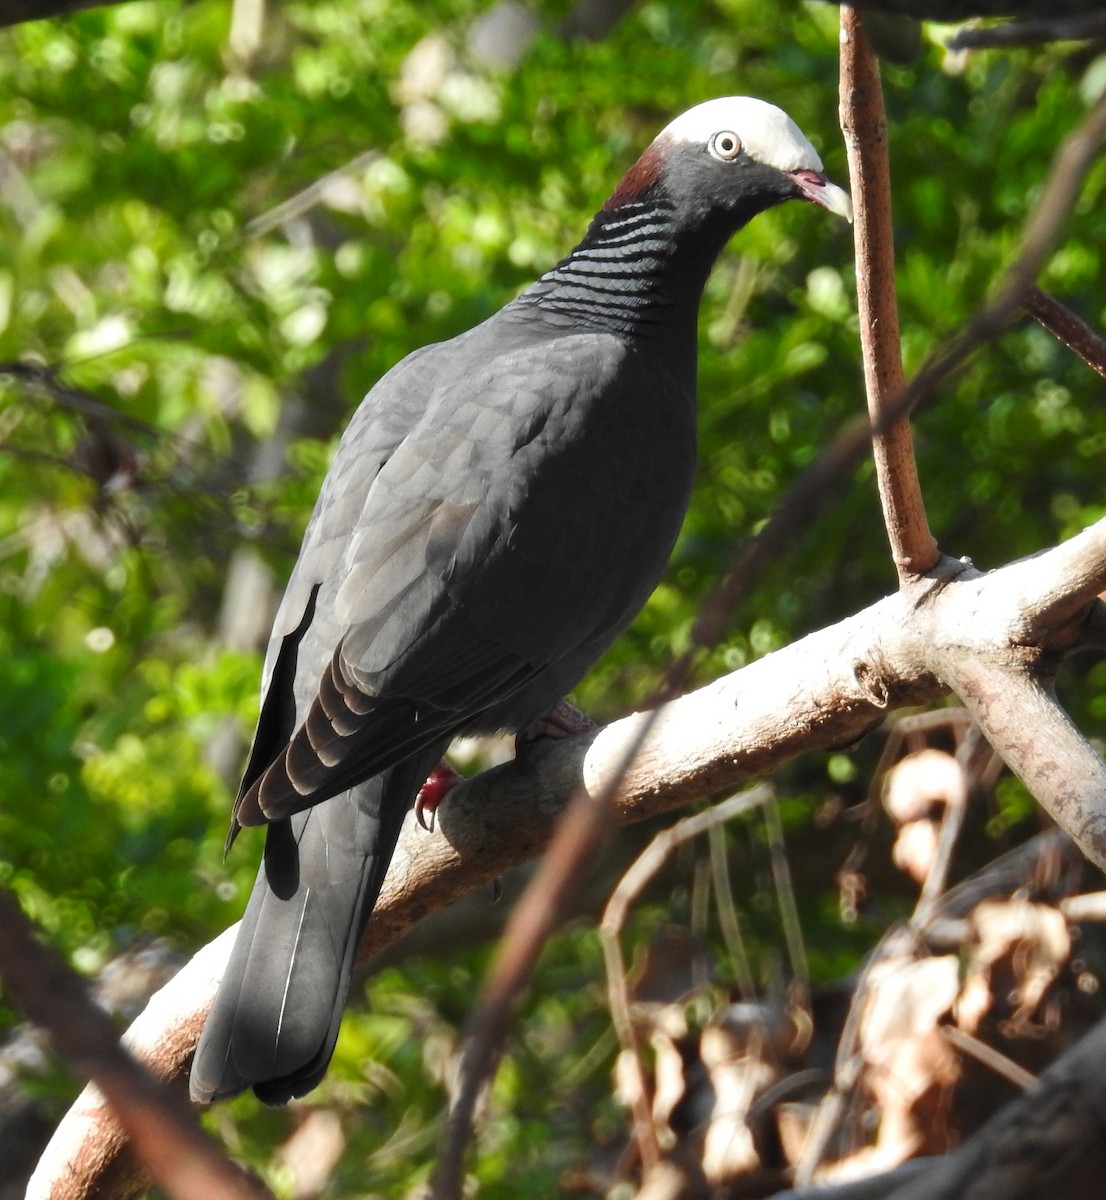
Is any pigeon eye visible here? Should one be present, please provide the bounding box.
[709,131,743,161]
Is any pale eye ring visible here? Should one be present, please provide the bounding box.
[709,130,743,161]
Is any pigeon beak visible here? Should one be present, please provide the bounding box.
[788,168,854,223]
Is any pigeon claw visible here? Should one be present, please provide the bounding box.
[415,761,463,832]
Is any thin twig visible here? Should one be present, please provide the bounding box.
[840,7,938,580]
[243,148,381,239]
[598,787,774,1173]
[763,795,811,1012]
[940,1025,1038,1091]
[708,822,757,998]
[948,13,1106,50]
[1022,285,1106,379]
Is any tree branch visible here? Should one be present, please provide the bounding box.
[1022,285,1106,380]
[0,0,130,27]
[840,7,938,579]
[923,523,1106,869]
[30,509,1106,1198]
[948,12,1106,49]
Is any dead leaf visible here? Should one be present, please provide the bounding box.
[892,818,940,885]
[883,750,964,825]
[957,898,1070,1035]
[834,955,962,1172]
[698,1022,776,1184]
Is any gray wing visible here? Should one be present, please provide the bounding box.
[233,318,696,828]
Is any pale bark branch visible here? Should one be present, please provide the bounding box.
[997,515,1106,632]
[897,523,1106,870]
[936,659,1106,870]
[30,512,1106,1198]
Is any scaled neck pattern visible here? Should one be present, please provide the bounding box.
[510,195,713,343]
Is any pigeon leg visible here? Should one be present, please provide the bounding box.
[516,699,597,751]
[415,761,463,832]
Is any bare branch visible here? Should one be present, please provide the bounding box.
[0,0,132,28]
[708,821,756,997]
[1004,515,1106,629]
[243,149,381,240]
[948,12,1106,49]
[940,1025,1038,1090]
[34,504,1106,1196]
[840,7,938,579]
[26,928,238,1200]
[1023,285,1106,380]
[936,659,1106,870]
[764,794,811,1006]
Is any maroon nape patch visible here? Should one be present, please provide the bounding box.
[602,137,668,212]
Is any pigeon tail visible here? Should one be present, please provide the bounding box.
[190,748,443,1105]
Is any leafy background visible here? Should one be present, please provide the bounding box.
[1,0,1104,1194]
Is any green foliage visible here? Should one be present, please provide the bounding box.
[2,0,1105,1193]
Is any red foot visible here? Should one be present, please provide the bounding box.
[415,761,463,832]
[515,699,597,752]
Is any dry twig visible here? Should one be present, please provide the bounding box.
[598,786,774,1173]
[948,12,1106,49]
[1022,285,1106,379]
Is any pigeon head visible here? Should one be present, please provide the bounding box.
[518,96,850,335]
[606,97,853,228]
